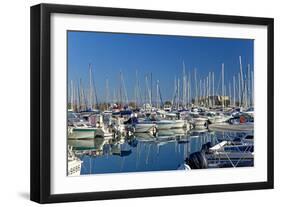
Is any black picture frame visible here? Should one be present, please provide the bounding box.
[30,3,274,204]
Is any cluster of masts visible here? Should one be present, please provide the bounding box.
[68,56,254,112]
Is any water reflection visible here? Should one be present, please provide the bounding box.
[68,129,253,175]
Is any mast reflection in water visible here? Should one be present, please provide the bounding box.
[68,129,254,175]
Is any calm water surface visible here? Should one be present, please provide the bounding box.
[68,129,253,174]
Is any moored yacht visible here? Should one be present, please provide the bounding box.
[124,116,157,134]
[205,111,232,124]
[68,123,97,139]
[188,112,208,128]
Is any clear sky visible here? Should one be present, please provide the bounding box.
[68,31,253,103]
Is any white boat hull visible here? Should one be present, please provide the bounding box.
[191,118,208,127]
[208,123,254,132]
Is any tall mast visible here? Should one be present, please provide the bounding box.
[212,72,215,107]
[119,71,122,108]
[75,81,79,112]
[224,85,226,108]
[233,76,236,106]
[88,64,93,110]
[79,78,84,111]
[135,70,138,108]
[182,61,186,108]
[177,78,180,110]
[105,78,109,110]
[199,79,202,106]
[121,72,128,106]
[156,80,159,109]
[68,82,70,109]
[188,70,191,106]
[145,74,151,110]
[244,73,248,107]
[247,64,251,107]
[251,70,254,107]
[114,89,116,104]
[194,68,198,106]
[87,64,98,110]
[238,73,241,107]
[239,56,244,106]
[73,82,75,111]
[208,72,211,107]
[138,75,142,107]
[228,82,231,107]
[150,73,153,108]
[221,63,224,109]
[77,80,80,112]
[205,78,207,106]
[92,67,98,109]
[206,76,210,106]
[172,76,176,108]
[70,80,74,111]
[203,78,205,106]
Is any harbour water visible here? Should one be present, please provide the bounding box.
[68,129,254,175]
[66,32,255,176]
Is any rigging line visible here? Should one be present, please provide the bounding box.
[215,71,221,95]
[158,83,164,107]
[122,74,129,104]
[234,145,252,167]
[92,74,99,108]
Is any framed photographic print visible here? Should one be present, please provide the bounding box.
[30,3,274,203]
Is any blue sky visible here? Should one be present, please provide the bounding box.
[68,31,253,102]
